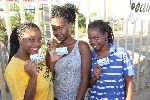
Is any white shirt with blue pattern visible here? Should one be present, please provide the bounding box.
[88,44,135,100]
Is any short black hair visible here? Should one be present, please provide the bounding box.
[8,22,40,62]
[50,3,78,24]
[88,20,114,44]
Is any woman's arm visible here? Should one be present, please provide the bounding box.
[23,60,38,100]
[122,48,135,100]
[89,76,98,87]
[76,41,91,100]
[23,76,37,100]
[124,76,133,100]
[46,40,62,78]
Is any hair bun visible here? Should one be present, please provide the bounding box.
[63,3,78,24]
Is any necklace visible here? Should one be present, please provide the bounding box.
[97,57,110,66]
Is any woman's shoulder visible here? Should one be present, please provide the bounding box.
[5,57,25,73]
[5,57,29,80]
[78,40,91,56]
[78,40,90,48]
[78,40,88,44]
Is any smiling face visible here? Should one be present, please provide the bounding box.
[88,27,107,51]
[51,17,71,42]
[18,28,42,55]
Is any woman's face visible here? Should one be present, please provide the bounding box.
[19,28,42,55]
[88,27,107,51]
[51,17,71,42]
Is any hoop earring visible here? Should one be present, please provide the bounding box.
[105,38,108,42]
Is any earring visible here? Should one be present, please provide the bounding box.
[105,37,108,42]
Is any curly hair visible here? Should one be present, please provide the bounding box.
[8,22,40,62]
[50,3,78,24]
[88,20,114,44]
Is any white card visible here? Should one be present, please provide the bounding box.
[55,47,68,56]
[30,53,44,62]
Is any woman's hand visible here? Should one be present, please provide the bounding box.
[47,39,62,63]
[24,60,38,100]
[24,60,38,78]
[93,65,101,79]
[89,65,101,87]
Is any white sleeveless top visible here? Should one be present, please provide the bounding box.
[54,41,81,100]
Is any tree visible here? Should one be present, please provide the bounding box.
[78,13,86,28]
[9,3,34,29]
[0,18,9,53]
[89,12,97,18]
[71,12,86,34]
[9,3,21,29]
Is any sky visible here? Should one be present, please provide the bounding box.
[0,0,131,18]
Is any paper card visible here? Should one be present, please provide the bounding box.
[30,53,44,62]
[55,47,68,56]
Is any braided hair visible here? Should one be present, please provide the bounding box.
[8,27,19,62]
[8,22,40,62]
[50,3,78,24]
[88,20,114,44]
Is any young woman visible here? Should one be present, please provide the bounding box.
[46,3,91,100]
[5,22,54,100]
[87,20,135,100]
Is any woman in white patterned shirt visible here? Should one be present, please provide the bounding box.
[46,3,91,100]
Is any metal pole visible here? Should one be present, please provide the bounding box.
[19,0,25,23]
[141,21,150,99]
[125,19,129,49]
[34,0,40,27]
[0,42,7,100]
[97,0,100,19]
[48,0,53,39]
[108,0,112,18]
[131,21,136,60]
[135,21,143,100]
[104,0,107,20]
[86,0,89,34]
[2,0,11,40]
[75,2,79,40]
